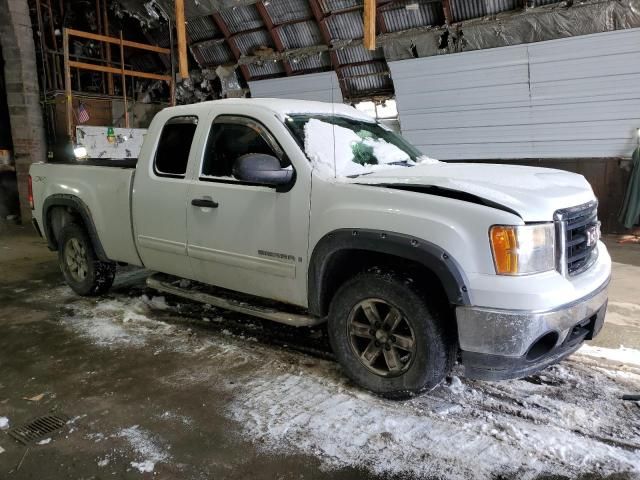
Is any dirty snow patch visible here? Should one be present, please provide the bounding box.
[36,438,51,445]
[578,344,640,366]
[0,417,8,430]
[228,360,640,479]
[117,425,169,474]
[62,296,174,348]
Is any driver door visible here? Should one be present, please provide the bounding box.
[186,113,309,307]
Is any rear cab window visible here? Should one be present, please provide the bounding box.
[154,116,199,178]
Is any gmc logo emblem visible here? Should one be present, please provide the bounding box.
[585,224,600,247]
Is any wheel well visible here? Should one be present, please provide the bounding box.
[319,249,453,317]
[42,196,109,261]
[46,205,82,250]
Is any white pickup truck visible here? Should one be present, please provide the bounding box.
[29,98,611,397]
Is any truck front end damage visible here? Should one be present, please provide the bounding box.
[456,200,611,380]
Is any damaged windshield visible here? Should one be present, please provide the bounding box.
[285,114,438,177]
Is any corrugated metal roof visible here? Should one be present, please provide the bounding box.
[190,38,234,66]
[381,0,444,32]
[450,0,518,21]
[234,29,274,55]
[450,0,485,21]
[248,60,286,77]
[278,21,323,49]
[326,11,364,40]
[319,0,362,14]
[341,61,392,97]
[290,52,331,71]
[220,5,263,33]
[186,15,219,42]
[265,0,312,25]
[486,0,519,15]
[335,44,383,65]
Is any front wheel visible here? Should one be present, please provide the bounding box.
[58,223,115,296]
[328,271,452,398]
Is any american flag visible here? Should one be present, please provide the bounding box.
[77,103,90,123]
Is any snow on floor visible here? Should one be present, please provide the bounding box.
[117,425,170,473]
[228,360,640,480]
[578,344,640,366]
[57,291,640,479]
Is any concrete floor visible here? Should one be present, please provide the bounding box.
[0,222,639,479]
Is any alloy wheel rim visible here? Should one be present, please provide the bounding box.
[65,237,88,282]
[347,298,416,377]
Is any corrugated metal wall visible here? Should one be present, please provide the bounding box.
[389,28,640,160]
[248,71,343,103]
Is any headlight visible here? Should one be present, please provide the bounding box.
[489,224,555,275]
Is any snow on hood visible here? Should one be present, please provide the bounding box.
[348,163,596,222]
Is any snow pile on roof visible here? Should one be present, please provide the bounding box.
[117,425,170,474]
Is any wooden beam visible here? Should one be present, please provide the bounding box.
[119,31,129,128]
[308,0,348,99]
[255,1,292,75]
[175,0,189,79]
[68,60,172,82]
[442,0,453,24]
[65,28,171,55]
[63,28,73,139]
[102,0,114,94]
[211,13,251,82]
[363,0,376,50]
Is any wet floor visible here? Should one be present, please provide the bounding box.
[0,223,638,479]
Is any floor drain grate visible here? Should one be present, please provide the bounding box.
[7,414,70,445]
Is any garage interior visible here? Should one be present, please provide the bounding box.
[0,0,639,478]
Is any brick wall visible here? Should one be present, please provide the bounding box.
[0,0,47,222]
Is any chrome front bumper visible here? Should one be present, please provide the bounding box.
[456,278,609,380]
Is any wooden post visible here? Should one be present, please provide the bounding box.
[175,0,189,79]
[363,0,376,50]
[119,31,129,128]
[63,28,73,140]
[103,0,114,95]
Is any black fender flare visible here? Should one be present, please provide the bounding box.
[42,194,110,262]
[307,228,471,316]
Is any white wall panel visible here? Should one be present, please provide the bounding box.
[389,28,640,160]
[248,71,343,103]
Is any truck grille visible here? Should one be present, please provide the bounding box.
[554,201,600,277]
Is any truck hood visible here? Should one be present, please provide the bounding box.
[349,163,595,222]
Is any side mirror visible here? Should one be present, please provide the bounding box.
[233,153,293,186]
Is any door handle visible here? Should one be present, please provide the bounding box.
[191,198,219,208]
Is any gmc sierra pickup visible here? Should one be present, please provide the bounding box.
[29,98,611,397]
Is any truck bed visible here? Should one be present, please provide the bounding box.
[30,162,142,266]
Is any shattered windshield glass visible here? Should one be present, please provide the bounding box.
[285,114,439,178]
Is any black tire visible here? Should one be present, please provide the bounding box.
[327,270,452,399]
[58,223,115,296]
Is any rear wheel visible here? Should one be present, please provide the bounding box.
[58,223,115,296]
[328,271,452,398]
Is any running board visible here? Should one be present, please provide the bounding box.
[146,273,324,328]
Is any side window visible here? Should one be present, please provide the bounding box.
[154,116,198,178]
[201,116,289,180]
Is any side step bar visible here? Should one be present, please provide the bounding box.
[146,273,324,328]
